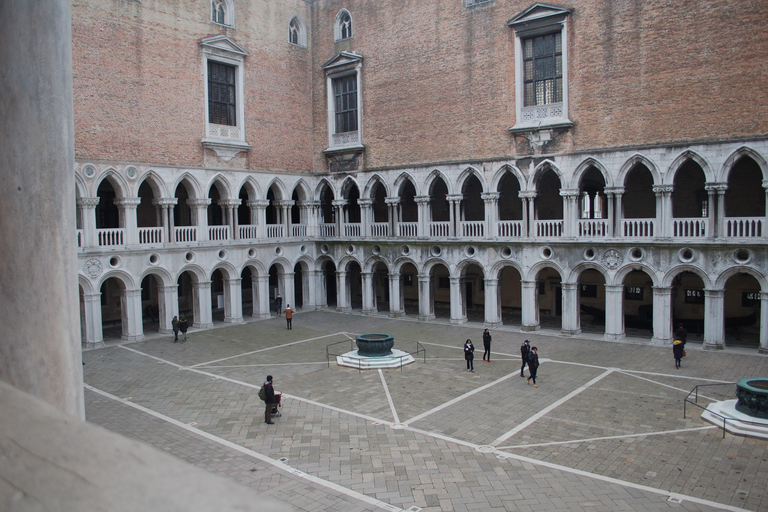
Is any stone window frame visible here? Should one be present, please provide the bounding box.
[200,36,251,161]
[288,15,307,47]
[466,0,492,7]
[210,0,234,28]
[334,9,353,42]
[323,52,364,152]
[508,4,573,133]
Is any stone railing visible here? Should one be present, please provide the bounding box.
[97,228,125,247]
[724,217,764,238]
[622,219,655,238]
[673,218,707,238]
[344,223,361,237]
[371,222,389,237]
[292,224,307,238]
[429,221,450,237]
[498,220,523,238]
[239,225,258,240]
[209,225,230,241]
[138,227,163,244]
[535,220,563,238]
[578,219,608,238]
[174,226,198,243]
[459,220,484,238]
[266,225,284,238]
[399,222,418,238]
[320,223,336,237]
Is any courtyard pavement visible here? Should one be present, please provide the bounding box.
[83,310,768,512]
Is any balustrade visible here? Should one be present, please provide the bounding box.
[320,223,336,237]
[344,223,361,237]
[97,228,125,247]
[497,220,523,238]
[174,226,198,243]
[266,224,284,238]
[535,220,563,237]
[672,218,707,238]
[459,221,485,238]
[622,219,655,238]
[138,227,163,244]
[239,225,258,240]
[399,222,418,238]
[725,217,764,238]
[371,222,389,237]
[292,224,307,238]
[208,225,230,241]
[578,219,608,238]
[429,221,450,237]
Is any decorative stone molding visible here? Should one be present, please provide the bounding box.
[217,199,242,207]
[152,198,178,207]
[201,139,251,161]
[83,258,103,278]
[113,197,141,208]
[602,249,623,270]
[187,198,212,207]
[77,197,100,208]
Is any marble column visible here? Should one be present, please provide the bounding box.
[316,269,329,308]
[223,278,244,324]
[483,278,502,327]
[759,293,768,354]
[303,270,319,310]
[481,192,499,238]
[449,276,467,324]
[651,286,673,345]
[703,289,725,350]
[414,196,430,238]
[253,275,271,319]
[336,271,350,312]
[77,197,100,248]
[388,272,404,317]
[157,284,178,335]
[385,197,400,237]
[120,289,145,341]
[418,274,434,320]
[519,191,537,238]
[332,200,346,237]
[193,281,214,328]
[361,271,375,314]
[520,280,539,331]
[560,282,580,335]
[560,189,579,239]
[447,194,462,238]
[281,271,296,311]
[81,292,104,349]
[358,199,373,237]
[604,284,625,340]
[114,197,141,245]
[653,185,673,239]
[188,198,211,242]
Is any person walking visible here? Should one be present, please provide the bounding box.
[172,315,180,342]
[179,316,188,343]
[673,339,684,369]
[520,339,530,377]
[675,322,688,348]
[526,346,540,387]
[284,304,293,330]
[263,375,277,424]
[482,328,492,362]
[464,339,475,372]
[275,293,283,317]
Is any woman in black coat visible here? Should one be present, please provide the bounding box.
[464,339,475,372]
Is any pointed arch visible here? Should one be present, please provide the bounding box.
[172,173,203,199]
[720,146,768,182]
[95,168,129,198]
[339,176,361,199]
[394,171,420,196]
[572,157,613,189]
[74,172,87,198]
[265,177,287,201]
[363,174,390,198]
[315,178,336,200]
[291,178,312,202]
[288,14,307,47]
[237,176,262,202]
[529,160,564,191]
[206,173,234,200]
[334,9,353,41]
[490,164,526,192]
[456,166,488,194]
[618,153,661,188]
[666,149,715,184]
[424,169,454,195]
[137,170,168,198]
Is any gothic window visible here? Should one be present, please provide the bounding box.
[212,0,225,24]
[335,10,353,41]
[288,15,307,47]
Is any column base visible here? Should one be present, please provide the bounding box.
[193,322,214,329]
[336,306,352,313]
[484,321,503,328]
[758,346,768,354]
[561,329,581,336]
[362,308,377,315]
[651,336,670,346]
[121,334,145,342]
[702,342,724,351]
[418,314,436,321]
[521,324,540,332]
[158,328,172,335]
[450,317,468,325]
[389,311,405,318]
[254,312,272,320]
[82,340,105,349]
[223,317,245,324]
[603,332,625,341]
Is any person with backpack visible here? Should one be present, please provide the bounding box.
[520,340,530,377]
[482,328,492,362]
[526,346,540,387]
[260,375,278,424]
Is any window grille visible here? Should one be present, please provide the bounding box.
[208,62,236,126]
[523,32,562,107]
[333,76,357,134]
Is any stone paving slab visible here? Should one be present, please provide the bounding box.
[83,310,768,511]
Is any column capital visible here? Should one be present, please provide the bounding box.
[304,200,321,208]
[274,200,295,208]
[187,198,212,207]
[248,199,270,209]
[414,195,431,204]
[113,197,141,208]
[652,184,674,194]
[705,288,726,298]
[217,198,242,207]
[152,197,178,207]
[518,191,537,199]
[483,277,499,286]
[332,199,348,207]
[357,198,374,207]
[446,194,463,203]
[481,192,500,202]
[604,187,624,196]
[559,188,580,198]
[704,182,728,193]
[77,196,100,208]
[384,197,401,206]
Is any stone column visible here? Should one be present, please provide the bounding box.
[418,274,434,320]
[560,282,580,335]
[385,197,400,237]
[218,199,240,240]
[361,271,375,314]
[604,284,625,340]
[336,270,350,311]
[153,198,177,244]
[81,292,104,349]
[0,0,84,415]
[114,197,141,245]
[447,194,462,238]
[388,272,404,317]
[519,191,536,238]
[759,293,768,354]
[449,276,466,324]
[276,200,294,238]
[254,275,271,319]
[560,189,579,238]
[305,201,321,238]
[414,196,430,238]
[281,270,296,312]
[188,198,211,242]
[332,199,346,237]
[481,192,499,238]
[714,184,728,239]
[483,278,502,327]
[120,289,144,341]
[704,184,719,237]
[249,200,269,239]
[302,269,318,310]
[653,185,673,239]
[604,187,622,238]
[651,286,673,345]
[157,284,178,335]
[520,280,539,331]
[612,187,625,237]
[77,197,100,248]
[223,278,243,324]
[703,289,725,350]
[193,281,214,328]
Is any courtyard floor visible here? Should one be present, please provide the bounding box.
[83,310,768,512]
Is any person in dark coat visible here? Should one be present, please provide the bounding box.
[172,315,180,342]
[464,339,475,372]
[482,328,492,362]
[520,340,530,377]
[275,294,283,317]
[673,339,684,369]
[179,317,189,342]
[526,346,540,387]
[675,323,688,348]
[264,375,277,424]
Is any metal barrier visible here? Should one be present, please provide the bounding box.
[326,336,426,373]
[683,382,737,438]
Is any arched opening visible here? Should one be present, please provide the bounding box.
[622,164,656,236]
[670,271,705,342]
[461,174,484,221]
[238,187,252,226]
[291,189,302,226]
[723,272,761,348]
[499,265,522,326]
[268,264,283,315]
[207,182,226,226]
[461,263,485,322]
[241,266,253,317]
[266,187,281,234]
[534,169,563,237]
[430,263,451,320]
[343,183,361,236]
[140,274,160,333]
[100,277,126,340]
[319,184,335,224]
[322,260,337,307]
[498,172,523,220]
[578,167,607,219]
[536,267,562,330]
[400,262,419,316]
[623,269,655,337]
[672,160,707,219]
[137,181,159,228]
[345,261,363,311]
[371,182,388,222]
[373,261,389,313]
[210,269,225,322]
[578,269,606,335]
[399,180,418,223]
[173,182,194,244]
[177,271,195,325]
[293,262,306,309]
[725,156,765,237]
[429,178,449,222]
[95,179,119,229]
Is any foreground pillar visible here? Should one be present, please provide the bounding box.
[0,0,83,418]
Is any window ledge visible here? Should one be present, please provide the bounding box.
[201,138,250,161]
[509,119,573,134]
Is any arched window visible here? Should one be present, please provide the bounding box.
[212,0,226,24]
[288,15,307,47]
[335,10,353,41]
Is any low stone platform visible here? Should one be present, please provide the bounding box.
[702,399,768,440]
[337,348,415,369]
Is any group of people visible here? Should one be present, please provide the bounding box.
[171,316,188,342]
[463,330,540,386]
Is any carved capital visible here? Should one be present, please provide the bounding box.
[77,197,101,208]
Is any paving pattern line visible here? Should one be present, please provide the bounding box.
[188,332,345,368]
[401,424,750,512]
[496,425,717,450]
[193,361,329,369]
[84,384,404,512]
[378,369,400,424]
[491,368,616,446]
[119,345,185,368]
[618,369,721,397]
[621,368,735,384]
